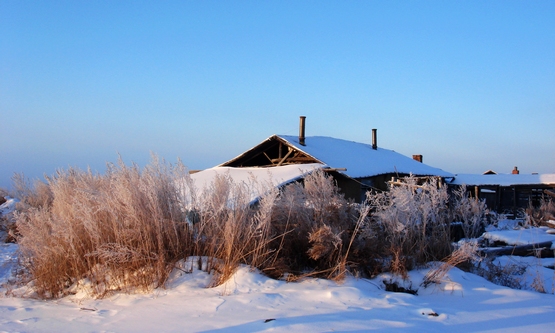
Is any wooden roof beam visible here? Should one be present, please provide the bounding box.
[263,152,276,165]
[277,148,294,166]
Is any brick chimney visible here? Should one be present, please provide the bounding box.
[412,155,423,163]
[512,166,519,174]
[299,116,306,146]
[372,129,377,150]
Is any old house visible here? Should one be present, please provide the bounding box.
[200,116,454,202]
[190,116,552,211]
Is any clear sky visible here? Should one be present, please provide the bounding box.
[1,1,554,189]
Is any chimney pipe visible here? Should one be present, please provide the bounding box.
[412,155,423,163]
[372,128,377,150]
[512,166,519,174]
[299,116,306,146]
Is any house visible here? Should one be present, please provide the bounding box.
[450,171,555,216]
[190,116,552,212]
[209,116,454,202]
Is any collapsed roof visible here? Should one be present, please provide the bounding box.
[221,134,453,180]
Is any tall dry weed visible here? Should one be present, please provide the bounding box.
[11,173,53,211]
[526,197,555,227]
[451,185,487,239]
[16,156,191,298]
[187,172,280,287]
[422,241,479,287]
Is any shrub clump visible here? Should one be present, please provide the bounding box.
[359,178,486,278]
[267,169,368,281]
[360,177,452,277]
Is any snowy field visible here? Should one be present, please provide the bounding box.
[1,198,555,332]
[0,244,554,332]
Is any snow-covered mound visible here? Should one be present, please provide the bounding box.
[0,196,18,218]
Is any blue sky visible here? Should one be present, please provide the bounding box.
[1,1,554,189]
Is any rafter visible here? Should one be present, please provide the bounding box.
[277,148,294,166]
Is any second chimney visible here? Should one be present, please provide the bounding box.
[413,155,423,163]
[512,166,519,174]
[372,129,377,150]
[299,116,306,146]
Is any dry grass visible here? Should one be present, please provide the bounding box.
[14,159,297,297]
[192,173,280,286]
[16,157,191,298]
[11,173,53,211]
[526,197,555,227]
[267,169,364,281]
[12,164,488,299]
[422,241,479,287]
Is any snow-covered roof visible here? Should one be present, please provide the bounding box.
[276,135,453,179]
[189,163,325,204]
[452,173,555,186]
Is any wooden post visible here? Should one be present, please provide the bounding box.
[512,186,517,219]
[495,185,501,213]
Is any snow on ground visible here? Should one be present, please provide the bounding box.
[0,243,18,287]
[490,255,555,293]
[0,244,554,332]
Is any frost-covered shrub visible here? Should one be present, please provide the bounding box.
[366,177,452,276]
[451,185,487,239]
[362,176,489,278]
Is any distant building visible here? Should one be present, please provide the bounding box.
[450,171,555,216]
